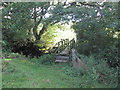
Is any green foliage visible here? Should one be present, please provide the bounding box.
[94,42,120,67]
[63,54,119,88]
[70,2,119,67]
[63,66,86,77]
[2,52,119,88]
[2,61,16,74]
[2,52,20,58]
[2,40,11,52]
[38,54,56,65]
[30,54,56,65]
[2,2,34,51]
[72,18,117,55]
[2,2,119,88]
[80,55,118,88]
[39,25,58,48]
[2,2,69,53]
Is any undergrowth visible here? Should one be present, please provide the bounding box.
[2,52,119,88]
[30,54,56,65]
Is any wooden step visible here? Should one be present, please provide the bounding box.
[60,52,68,55]
[55,59,69,63]
[59,53,69,56]
[56,56,69,60]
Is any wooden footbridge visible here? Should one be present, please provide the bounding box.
[49,38,75,63]
[49,38,87,70]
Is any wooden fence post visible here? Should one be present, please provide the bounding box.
[71,48,77,68]
[71,48,87,70]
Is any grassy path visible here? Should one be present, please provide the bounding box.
[2,59,82,88]
[2,57,110,88]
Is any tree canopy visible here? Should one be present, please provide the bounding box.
[2,2,119,66]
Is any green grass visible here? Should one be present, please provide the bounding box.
[4,58,12,61]
[2,59,82,88]
[2,57,113,88]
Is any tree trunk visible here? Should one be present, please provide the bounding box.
[33,23,39,40]
[33,23,47,42]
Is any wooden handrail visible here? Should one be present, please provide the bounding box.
[49,38,75,54]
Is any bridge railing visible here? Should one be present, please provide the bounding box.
[49,38,75,54]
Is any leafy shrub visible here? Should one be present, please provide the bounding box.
[2,52,28,61]
[39,54,56,65]
[63,66,85,77]
[6,53,20,57]
[95,45,120,67]
[30,54,56,65]
[66,53,118,88]
[81,55,119,88]
[2,40,12,53]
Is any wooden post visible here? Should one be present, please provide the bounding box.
[71,48,87,70]
[61,40,64,50]
[71,49,77,68]
[57,42,60,53]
